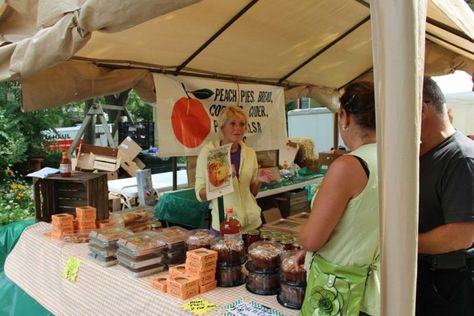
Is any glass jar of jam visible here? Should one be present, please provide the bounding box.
[281,237,295,251]
[244,230,261,249]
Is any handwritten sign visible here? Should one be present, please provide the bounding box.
[224,299,287,316]
[182,297,218,315]
[63,256,80,282]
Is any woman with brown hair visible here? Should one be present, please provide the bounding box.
[298,82,380,316]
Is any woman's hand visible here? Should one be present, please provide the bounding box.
[257,168,273,184]
[294,249,306,271]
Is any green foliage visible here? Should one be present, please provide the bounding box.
[0,169,35,226]
[127,89,154,121]
[0,81,66,175]
[0,106,28,171]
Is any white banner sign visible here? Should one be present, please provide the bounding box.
[153,74,287,157]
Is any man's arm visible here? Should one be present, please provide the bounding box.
[418,222,474,254]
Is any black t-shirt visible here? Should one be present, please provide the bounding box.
[419,131,474,233]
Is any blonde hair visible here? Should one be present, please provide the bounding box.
[217,105,248,139]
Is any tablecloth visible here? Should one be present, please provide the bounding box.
[5,223,299,316]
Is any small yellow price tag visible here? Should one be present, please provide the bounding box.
[63,256,81,282]
[182,297,218,315]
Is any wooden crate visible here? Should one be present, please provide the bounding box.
[273,188,309,218]
[33,172,109,222]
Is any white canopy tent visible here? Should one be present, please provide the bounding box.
[0,1,473,315]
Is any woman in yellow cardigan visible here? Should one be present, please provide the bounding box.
[195,105,272,234]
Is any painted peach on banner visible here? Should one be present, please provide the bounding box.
[171,96,211,148]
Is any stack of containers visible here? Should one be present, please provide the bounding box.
[117,231,167,277]
[277,250,307,309]
[151,248,218,298]
[88,227,133,267]
[51,213,74,240]
[156,226,189,266]
[185,229,215,251]
[186,248,218,294]
[246,240,284,295]
[75,206,97,234]
[210,237,246,287]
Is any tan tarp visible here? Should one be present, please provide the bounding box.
[0,1,474,315]
[0,0,472,110]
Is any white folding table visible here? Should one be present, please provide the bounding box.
[107,169,188,208]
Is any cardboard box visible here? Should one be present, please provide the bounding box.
[169,264,187,279]
[186,248,218,266]
[318,149,349,168]
[108,193,122,212]
[256,150,278,167]
[150,276,168,293]
[199,280,217,293]
[118,136,142,161]
[262,207,282,224]
[120,158,142,177]
[186,156,197,187]
[76,144,120,172]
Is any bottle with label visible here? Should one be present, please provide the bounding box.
[59,151,72,177]
[220,207,241,238]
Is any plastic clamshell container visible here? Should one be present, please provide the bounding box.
[280,250,306,285]
[277,282,306,309]
[248,240,284,272]
[117,231,166,257]
[216,265,245,288]
[156,226,189,250]
[185,229,215,250]
[88,227,133,248]
[210,237,245,267]
[119,262,167,278]
[88,252,118,267]
[63,232,90,243]
[116,251,163,269]
[88,243,117,258]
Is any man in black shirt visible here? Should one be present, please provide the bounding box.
[416,77,474,316]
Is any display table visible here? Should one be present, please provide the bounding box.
[256,176,323,199]
[5,223,299,316]
[108,170,188,208]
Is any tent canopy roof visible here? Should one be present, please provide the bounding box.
[0,0,473,110]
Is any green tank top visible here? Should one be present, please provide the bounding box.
[318,143,380,315]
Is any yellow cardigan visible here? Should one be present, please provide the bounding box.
[195,140,261,232]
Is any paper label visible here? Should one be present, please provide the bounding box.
[182,297,218,315]
[63,256,80,282]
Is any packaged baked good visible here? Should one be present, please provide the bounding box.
[88,252,118,267]
[117,231,166,257]
[280,250,306,284]
[216,265,245,287]
[277,282,305,309]
[111,207,154,231]
[89,243,117,258]
[89,227,133,248]
[210,237,245,266]
[245,261,280,295]
[63,232,90,243]
[116,250,163,269]
[156,226,189,250]
[119,262,167,278]
[248,240,283,271]
[186,229,215,250]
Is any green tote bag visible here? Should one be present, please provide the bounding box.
[300,254,373,316]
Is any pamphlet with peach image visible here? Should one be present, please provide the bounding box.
[205,144,234,200]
